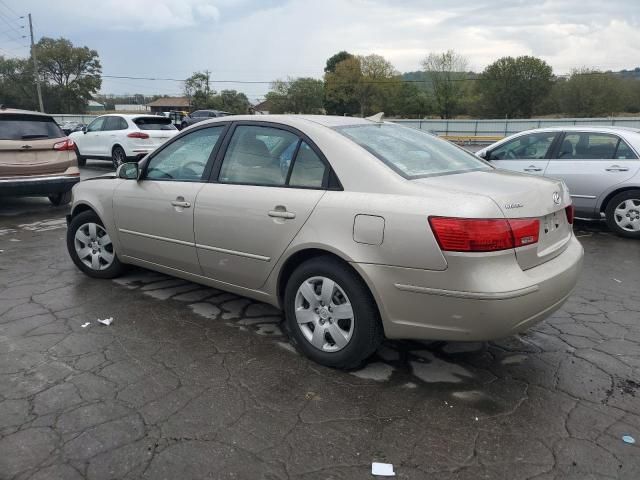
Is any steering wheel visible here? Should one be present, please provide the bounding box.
[180,160,206,178]
[506,150,517,160]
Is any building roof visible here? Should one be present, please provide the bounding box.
[146,97,190,108]
[253,99,272,111]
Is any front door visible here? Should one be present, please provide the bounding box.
[113,125,227,273]
[78,117,106,157]
[487,131,559,176]
[195,124,329,289]
[544,132,640,217]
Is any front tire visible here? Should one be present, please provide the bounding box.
[283,256,383,369]
[112,146,126,170]
[605,190,640,239]
[66,211,126,279]
[48,191,72,206]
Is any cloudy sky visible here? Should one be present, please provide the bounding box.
[2,0,639,101]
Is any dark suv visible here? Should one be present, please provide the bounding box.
[0,108,79,206]
[180,110,230,129]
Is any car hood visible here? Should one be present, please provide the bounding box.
[412,169,570,218]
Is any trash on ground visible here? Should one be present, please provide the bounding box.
[613,278,622,283]
[80,322,90,328]
[372,462,395,476]
[97,317,114,326]
[622,435,635,444]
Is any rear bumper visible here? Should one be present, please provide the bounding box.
[354,235,584,341]
[0,174,80,196]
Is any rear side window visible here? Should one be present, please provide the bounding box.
[134,117,176,131]
[103,116,128,131]
[0,114,64,140]
[561,133,618,159]
[289,142,326,188]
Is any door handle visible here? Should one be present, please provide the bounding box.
[171,196,191,208]
[268,206,296,219]
[606,165,629,172]
[524,165,542,172]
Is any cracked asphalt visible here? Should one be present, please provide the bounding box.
[1,164,639,479]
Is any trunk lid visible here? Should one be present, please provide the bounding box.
[414,169,573,270]
[0,138,73,178]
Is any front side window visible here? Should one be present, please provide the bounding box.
[145,126,224,181]
[218,125,299,186]
[489,132,557,161]
[336,123,490,178]
[86,117,105,132]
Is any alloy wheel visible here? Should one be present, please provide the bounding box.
[614,198,640,232]
[294,276,354,352]
[74,223,114,270]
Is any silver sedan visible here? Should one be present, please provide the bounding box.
[476,126,640,238]
[66,115,583,368]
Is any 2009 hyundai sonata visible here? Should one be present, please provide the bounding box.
[66,115,583,368]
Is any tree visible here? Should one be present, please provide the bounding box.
[477,56,553,118]
[324,51,353,73]
[422,50,469,118]
[36,37,101,113]
[554,69,625,117]
[210,89,250,114]
[0,56,37,110]
[184,71,213,109]
[324,54,399,116]
[265,77,324,114]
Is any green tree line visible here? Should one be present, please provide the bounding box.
[266,50,640,119]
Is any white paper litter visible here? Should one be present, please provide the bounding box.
[613,278,622,283]
[372,462,395,476]
[97,317,113,326]
[81,322,90,328]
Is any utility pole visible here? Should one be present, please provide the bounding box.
[28,13,44,113]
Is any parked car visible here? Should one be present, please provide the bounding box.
[69,114,179,169]
[66,115,583,368]
[0,107,79,206]
[475,126,640,238]
[59,121,86,136]
[180,109,230,129]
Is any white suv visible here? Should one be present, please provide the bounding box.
[70,114,179,168]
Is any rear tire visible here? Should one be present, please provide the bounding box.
[112,146,126,170]
[66,211,126,279]
[605,190,640,239]
[48,191,72,206]
[74,146,86,167]
[283,256,383,369]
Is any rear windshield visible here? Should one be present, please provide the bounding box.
[0,114,65,140]
[335,123,491,178]
[133,117,177,131]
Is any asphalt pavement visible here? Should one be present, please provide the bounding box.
[0,163,639,479]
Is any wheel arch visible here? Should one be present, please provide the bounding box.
[275,248,383,321]
[599,186,640,213]
[71,201,99,218]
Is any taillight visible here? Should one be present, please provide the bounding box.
[53,138,75,151]
[565,204,575,224]
[127,131,149,139]
[429,217,540,252]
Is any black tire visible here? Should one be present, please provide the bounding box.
[48,191,72,206]
[283,256,383,369]
[604,190,640,239]
[66,210,126,279]
[112,145,126,170]
[74,146,86,167]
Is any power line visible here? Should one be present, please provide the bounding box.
[0,10,24,39]
[0,0,21,18]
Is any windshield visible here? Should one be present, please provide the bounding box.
[335,123,491,178]
[0,114,65,140]
[134,117,177,131]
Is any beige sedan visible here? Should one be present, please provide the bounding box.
[66,115,583,368]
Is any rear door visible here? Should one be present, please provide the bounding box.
[0,113,72,178]
[487,131,559,176]
[544,132,640,217]
[101,116,128,156]
[194,123,329,289]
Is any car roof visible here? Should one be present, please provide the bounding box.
[94,113,167,119]
[516,125,640,134]
[0,108,53,117]
[193,114,374,130]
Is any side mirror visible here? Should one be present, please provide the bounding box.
[117,162,139,180]
[82,127,87,134]
[477,150,488,160]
